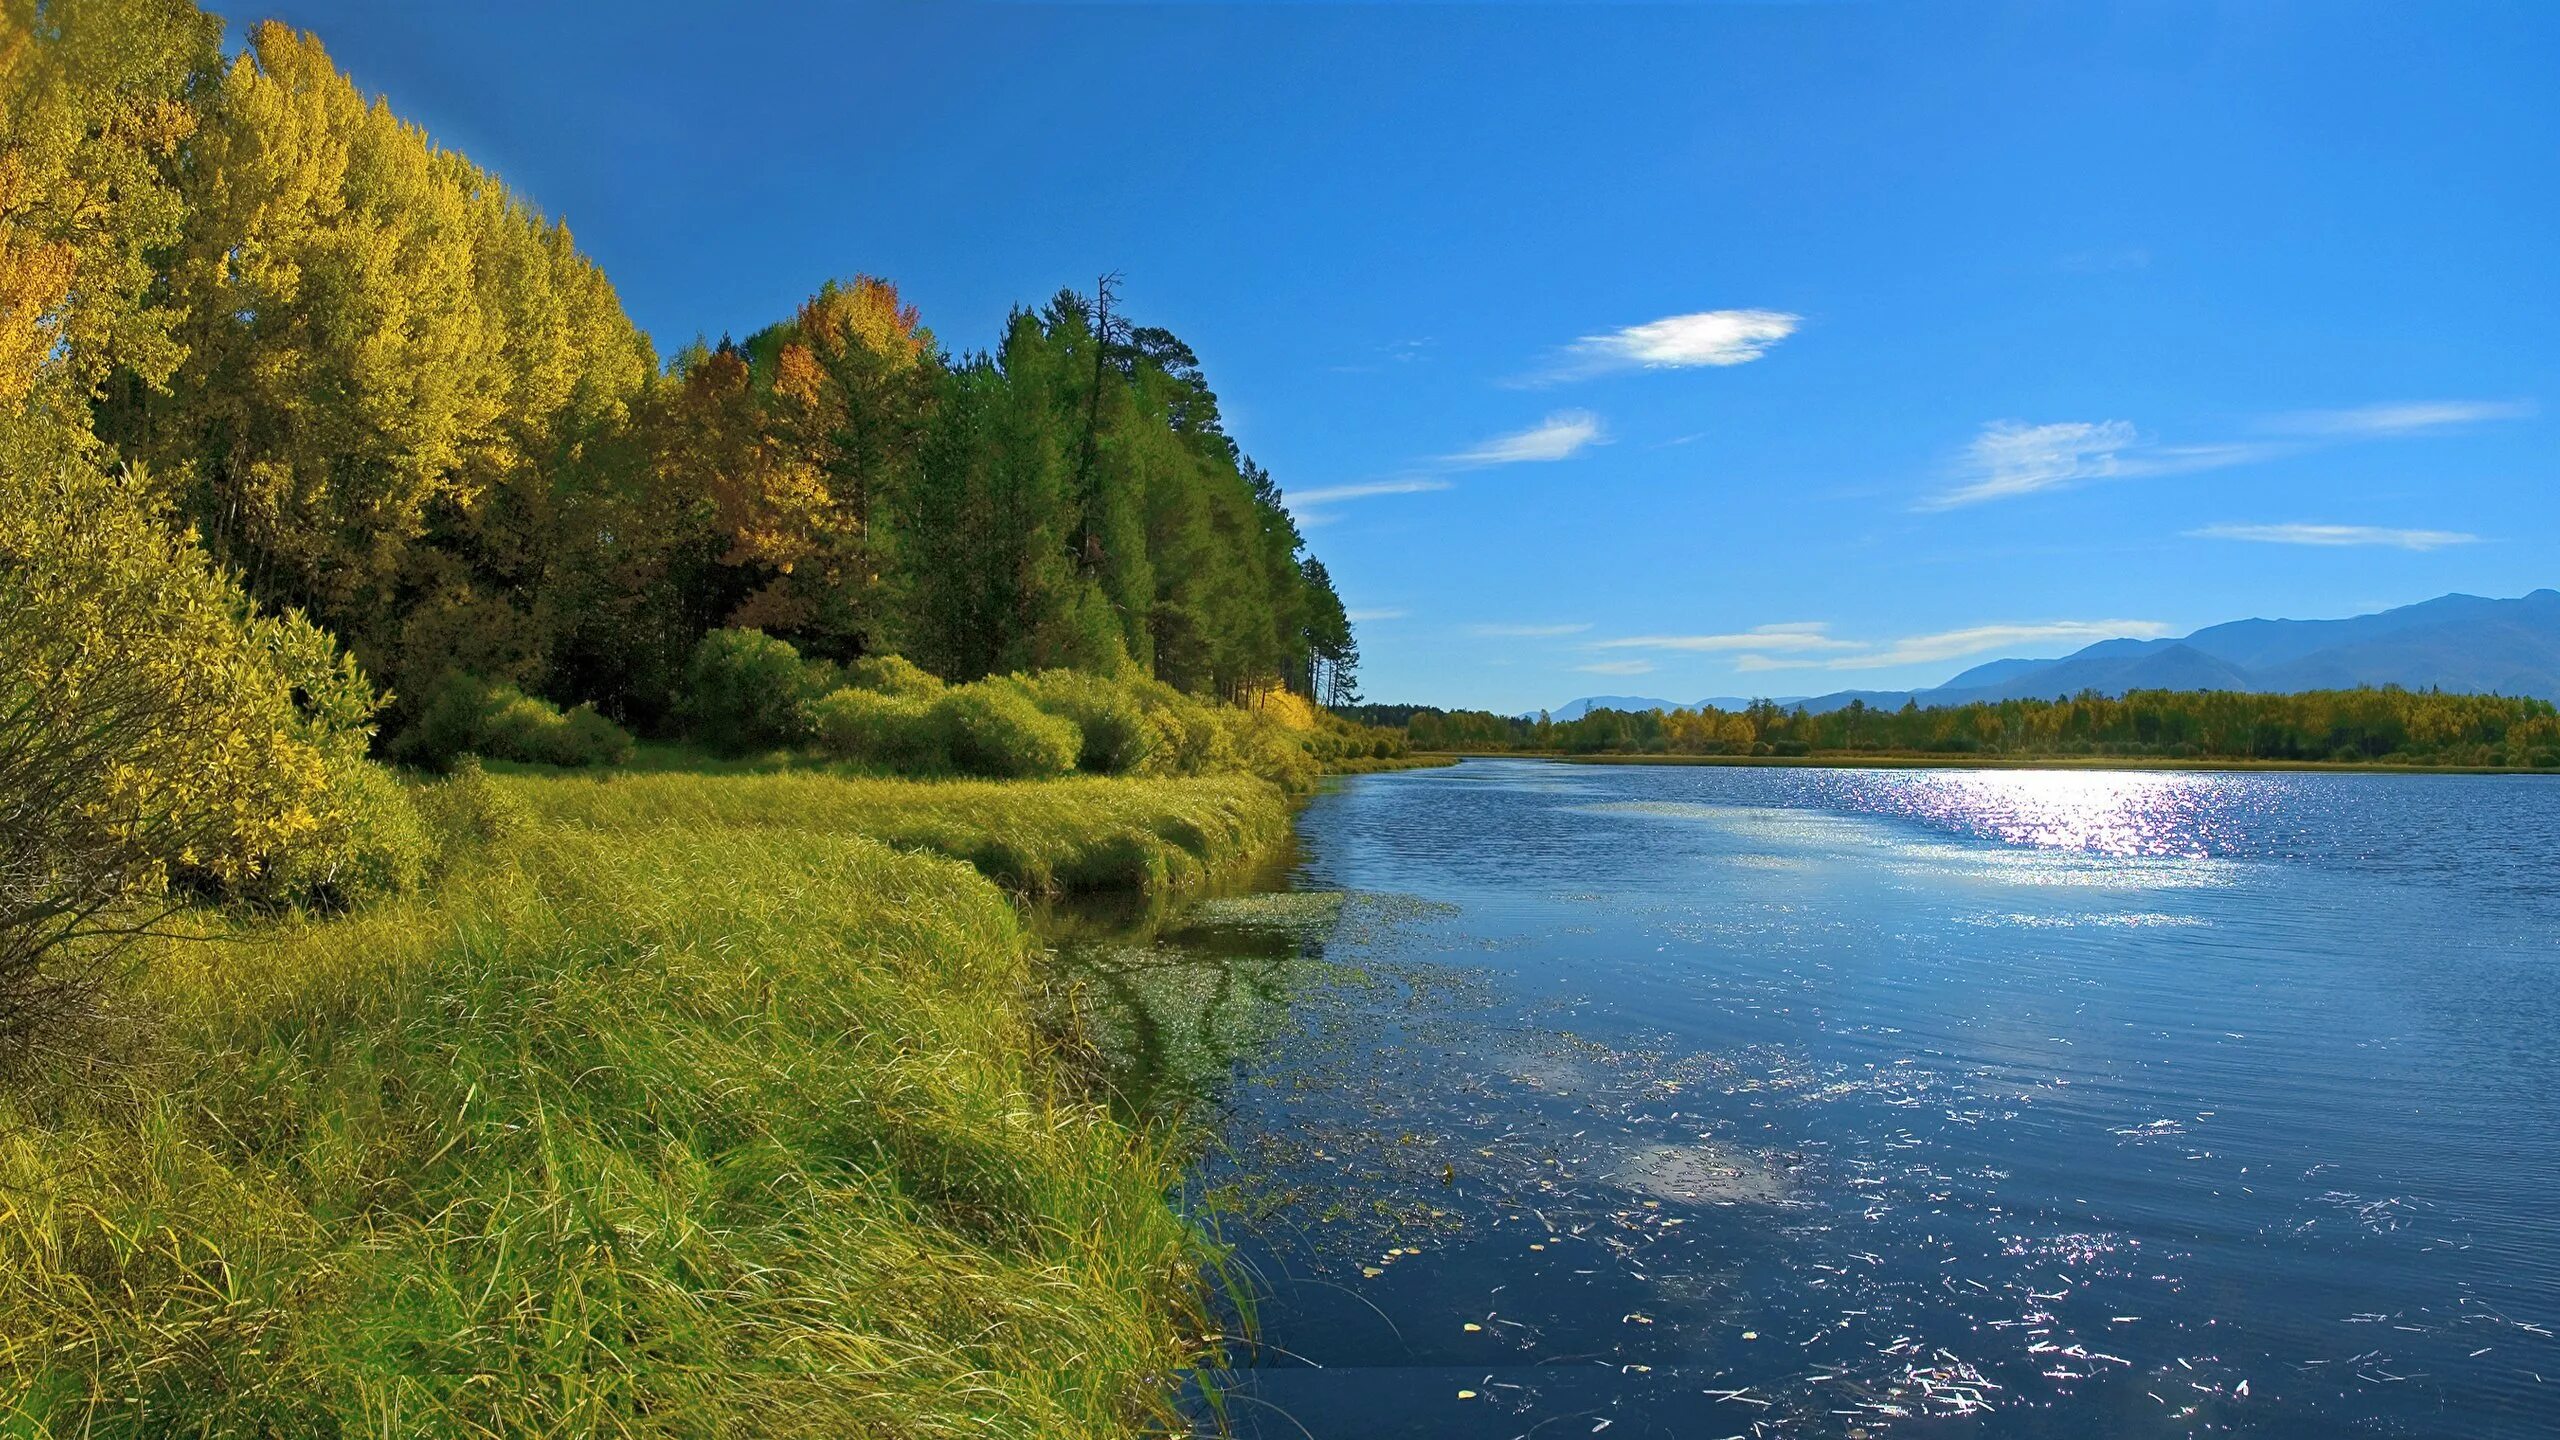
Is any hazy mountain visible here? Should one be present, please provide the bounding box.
[1543,591,2560,717]
[1538,695,1685,721]
[1537,693,1809,720]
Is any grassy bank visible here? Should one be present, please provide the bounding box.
[1431,749,2554,776]
[506,770,1293,894]
[0,770,1293,1435]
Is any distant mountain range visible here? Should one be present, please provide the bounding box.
[1536,590,2560,719]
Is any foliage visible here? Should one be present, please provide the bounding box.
[679,628,834,754]
[930,683,1083,780]
[0,433,379,1039]
[1398,687,2560,768]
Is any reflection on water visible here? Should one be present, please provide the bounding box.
[1072,760,2560,1438]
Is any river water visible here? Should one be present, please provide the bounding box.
[1060,759,2560,1438]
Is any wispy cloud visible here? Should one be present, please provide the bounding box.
[1286,477,1453,507]
[1922,420,2131,509]
[1467,622,1592,638]
[1735,619,2173,672]
[1545,309,1801,382]
[2190,522,2479,551]
[1919,420,2274,510]
[2265,400,2534,438]
[1592,622,1857,654]
[1288,408,1607,526]
[1574,659,1657,676]
[1444,410,1606,467]
[1345,607,1407,623]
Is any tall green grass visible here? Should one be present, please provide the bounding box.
[0,770,1294,1435]
[505,771,1292,896]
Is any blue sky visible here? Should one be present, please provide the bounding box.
[259,1,2558,712]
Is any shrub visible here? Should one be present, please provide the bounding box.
[394,673,632,770]
[846,653,945,700]
[0,443,376,1038]
[1016,670,1155,774]
[682,629,830,753]
[552,704,638,767]
[930,683,1082,778]
[813,688,943,771]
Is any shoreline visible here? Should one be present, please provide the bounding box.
[1423,749,2557,777]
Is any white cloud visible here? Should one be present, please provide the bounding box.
[1919,420,2275,509]
[1286,477,1453,507]
[1769,619,2174,672]
[1346,607,1407,623]
[2189,522,2479,551]
[1921,420,2136,509]
[1467,622,1592,638]
[1592,622,1858,654]
[1444,410,1606,467]
[1564,309,1800,373]
[2265,400,2535,437]
[1575,660,1657,676]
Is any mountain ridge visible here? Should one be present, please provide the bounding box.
[1538,590,2560,718]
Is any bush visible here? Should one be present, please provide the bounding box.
[813,688,943,771]
[1016,670,1155,774]
[0,443,377,1037]
[394,673,632,770]
[930,683,1082,778]
[681,629,830,753]
[553,704,637,766]
[846,653,945,700]
[481,688,634,768]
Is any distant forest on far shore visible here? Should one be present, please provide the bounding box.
[1345,687,2560,769]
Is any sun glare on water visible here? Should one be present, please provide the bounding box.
[1840,768,2262,859]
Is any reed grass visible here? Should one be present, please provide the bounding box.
[502,771,1293,895]
[0,770,1295,1435]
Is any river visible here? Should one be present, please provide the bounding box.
[1058,758,2560,1438]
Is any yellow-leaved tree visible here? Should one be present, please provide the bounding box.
[0,0,219,411]
[104,19,653,703]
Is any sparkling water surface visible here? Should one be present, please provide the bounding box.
[1074,759,2560,1439]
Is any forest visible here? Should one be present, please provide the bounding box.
[14,5,1358,746]
[1377,687,2560,769]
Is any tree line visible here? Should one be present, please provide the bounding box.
[11,2,1356,744]
[1368,687,2560,768]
